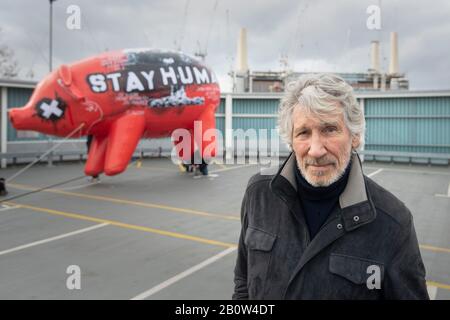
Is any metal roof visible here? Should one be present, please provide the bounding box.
[2,77,450,99]
[0,78,37,89]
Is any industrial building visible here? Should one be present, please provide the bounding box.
[231,29,409,93]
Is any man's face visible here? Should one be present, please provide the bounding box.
[291,105,359,187]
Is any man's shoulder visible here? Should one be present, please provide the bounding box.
[364,176,412,228]
[246,171,274,191]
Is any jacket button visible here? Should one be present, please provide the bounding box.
[337,223,343,230]
[353,216,360,222]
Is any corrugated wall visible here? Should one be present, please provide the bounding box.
[364,97,450,154]
[215,98,225,150]
[217,98,225,114]
[7,87,40,141]
[3,86,450,163]
[232,98,278,139]
[233,98,278,114]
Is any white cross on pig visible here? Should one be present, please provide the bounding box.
[39,100,63,119]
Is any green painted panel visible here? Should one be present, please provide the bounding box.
[233,98,279,114]
[6,87,46,141]
[365,97,450,154]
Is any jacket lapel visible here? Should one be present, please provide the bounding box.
[270,153,311,249]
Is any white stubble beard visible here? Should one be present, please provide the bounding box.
[297,145,353,187]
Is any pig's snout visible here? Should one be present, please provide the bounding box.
[9,108,28,130]
[9,109,18,127]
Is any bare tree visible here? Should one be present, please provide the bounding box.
[0,28,20,79]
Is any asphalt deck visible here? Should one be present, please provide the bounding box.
[0,157,449,300]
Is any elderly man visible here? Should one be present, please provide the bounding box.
[233,73,429,300]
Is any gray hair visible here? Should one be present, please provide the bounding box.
[278,73,365,150]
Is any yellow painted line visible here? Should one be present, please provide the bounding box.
[133,165,175,172]
[178,163,186,172]
[136,159,142,168]
[211,161,227,170]
[210,163,257,174]
[420,244,450,254]
[4,201,236,249]
[8,183,240,221]
[7,184,450,254]
[133,160,252,173]
[427,281,450,291]
[7,184,450,253]
[2,205,450,293]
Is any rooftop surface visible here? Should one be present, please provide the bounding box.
[0,157,449,299]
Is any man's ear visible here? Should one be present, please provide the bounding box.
[351,134,360,149]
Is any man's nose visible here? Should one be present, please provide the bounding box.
[308,132,327,158]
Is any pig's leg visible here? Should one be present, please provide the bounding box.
[84,135,108,176]
[104,112,146,176]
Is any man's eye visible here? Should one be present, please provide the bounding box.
[324,126,337,133]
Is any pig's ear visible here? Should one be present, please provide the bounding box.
[58,65,72,86]
[58,64,84,101]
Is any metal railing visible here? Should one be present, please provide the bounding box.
[0,147,172,167]
[1,148,449,167]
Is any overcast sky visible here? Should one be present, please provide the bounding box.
[1,0,449,91]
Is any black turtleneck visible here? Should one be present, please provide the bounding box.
[294,158,352,240]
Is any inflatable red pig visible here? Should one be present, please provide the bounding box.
[9,49,220,176]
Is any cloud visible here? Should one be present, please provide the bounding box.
[0,0,449,90]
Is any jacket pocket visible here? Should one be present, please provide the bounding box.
[329,253,384,285]
[244,227,277,298]
[245,227,276,251]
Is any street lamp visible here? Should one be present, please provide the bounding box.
[48,0,57,166]
[49,0,57,72]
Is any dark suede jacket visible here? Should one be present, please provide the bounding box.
[233,152,429,300]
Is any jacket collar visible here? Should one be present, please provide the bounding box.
[270,151,376,231]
